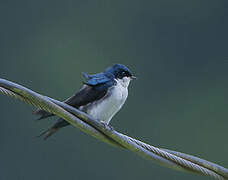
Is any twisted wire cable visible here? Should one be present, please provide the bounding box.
[0,78,228,180]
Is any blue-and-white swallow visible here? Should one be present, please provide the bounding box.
[34,64,136,139]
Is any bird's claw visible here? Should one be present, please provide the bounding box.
[100,121,114,131]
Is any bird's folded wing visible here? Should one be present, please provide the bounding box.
[82,72,114,86]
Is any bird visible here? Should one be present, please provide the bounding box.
[34,64,136,139]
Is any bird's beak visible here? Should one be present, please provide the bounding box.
[130,76,137,80]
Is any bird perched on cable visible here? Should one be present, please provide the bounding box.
[34,64,136,139]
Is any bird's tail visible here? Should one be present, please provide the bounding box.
[37,118,70,140]
[37,127,59,140]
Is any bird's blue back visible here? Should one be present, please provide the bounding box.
[82,72,116,90]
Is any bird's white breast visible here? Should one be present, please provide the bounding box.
[84,78,130,124]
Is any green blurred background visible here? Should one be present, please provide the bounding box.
[0,0,228,179]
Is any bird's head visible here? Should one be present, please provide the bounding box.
[105,64,136,87]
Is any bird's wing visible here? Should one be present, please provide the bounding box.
[34,73,116,119]
[64,84,109,108]
[34,82,113,119]
[34,79,116,139]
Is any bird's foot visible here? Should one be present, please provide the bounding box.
[100,121,114,131]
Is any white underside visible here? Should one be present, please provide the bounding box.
[80,77,130,124]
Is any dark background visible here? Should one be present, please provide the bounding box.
[1,1,228,179]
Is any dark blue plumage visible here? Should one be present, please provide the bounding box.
[105,64,133,79]
[82,64,134,87]
[82,72,115,87]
